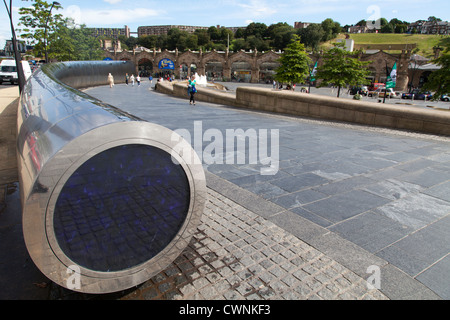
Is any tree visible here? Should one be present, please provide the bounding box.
[234,28,245,39]
[297,24,324,52]
[137,35,159,49]
[55,23,103,61]
[244,22,268,39]
[316,43,371,97]
[194,29,210,47]
[321,18,341,41]
[219,27,234,46]
[428,16,442,22]
[380,23,395,33]
[207,26,220,41]
[17,0,64,58]
[274,35,311,88]
[267,23,295,51]
[18,1,102,61]
[423,42,450,100]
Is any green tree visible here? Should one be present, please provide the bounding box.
[234,28,245,39]
[274,35,311,88]
[43,21,103,61]
[321,18,341,41]
[167,28,191,50]
[219,26,234,46]
[18,1,102,61]
[246,35,270,52]
[231,38,247,51]
[17,0,64,58]
[423,43,450,100]
[297,24,324,52]
[316,43,371,97]
[137,35,159,49]
[380,23,395,33]
[194,29,211,47]
[267,23,295,51]
[186,34,199,50]
[207,26,222,42]
[70,25,103,60]
[244,22,268,39]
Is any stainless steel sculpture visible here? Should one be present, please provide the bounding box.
[17,61,206,294]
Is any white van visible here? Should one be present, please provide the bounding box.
[0,59,32,85]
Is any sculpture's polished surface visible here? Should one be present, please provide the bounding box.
[17,61,206,294]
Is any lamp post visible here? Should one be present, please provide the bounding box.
[44,1,60,63]
[3,0,25,93]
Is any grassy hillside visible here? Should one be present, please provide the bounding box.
[325,33,447,58]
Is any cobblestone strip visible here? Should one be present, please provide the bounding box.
[126,189,388,300]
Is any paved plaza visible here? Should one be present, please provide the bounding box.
[86,80,449,299]
[1,81,449,300]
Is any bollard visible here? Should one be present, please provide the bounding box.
[16,61,206,294]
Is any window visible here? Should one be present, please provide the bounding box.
[1,66,16,72]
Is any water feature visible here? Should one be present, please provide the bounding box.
[194,73,207,86]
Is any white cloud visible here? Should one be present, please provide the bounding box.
[237,0,277,17]
[62,5,163,26]
[103,0,123,4]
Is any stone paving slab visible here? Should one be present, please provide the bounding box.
[49,188,388,300]
[127,188,387,300]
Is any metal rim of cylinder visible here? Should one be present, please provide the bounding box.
[21,121,206,294]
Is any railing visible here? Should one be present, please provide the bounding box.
[16,61,206,294]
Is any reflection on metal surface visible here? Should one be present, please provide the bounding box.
[17,61,206,294]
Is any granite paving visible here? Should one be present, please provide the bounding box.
[84,81,450,299]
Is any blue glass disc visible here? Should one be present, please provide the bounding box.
[53,144,191,272]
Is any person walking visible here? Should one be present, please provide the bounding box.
[136,74,141,86]
[108,73,114,88]
[130,74,135,86]
[188,74,197,105]
[125,73,129,85]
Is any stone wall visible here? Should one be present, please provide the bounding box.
[155,81,450,136]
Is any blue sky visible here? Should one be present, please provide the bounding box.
[1,0,449,48]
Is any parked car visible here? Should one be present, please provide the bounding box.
[368,88,396,98]
[401,90,433,100]
[440,94,449,102]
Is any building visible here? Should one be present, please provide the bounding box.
[294,22,314,29]
[88,25,131,39]
[103,42,414,91]
[348,25,369,34]
[137,25,244,37]
[138,25,209,37]
[3,39,31,56]
[407,20,450,35]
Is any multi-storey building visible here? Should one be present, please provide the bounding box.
[293,21,314,29]
[138,25,209,37]
[407,20,449,35]
[88,25,131,39]
[137,25,244,37]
